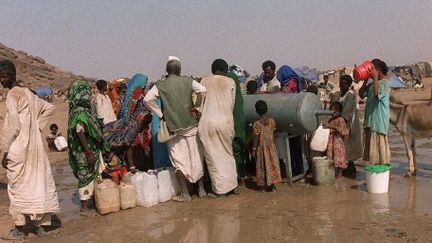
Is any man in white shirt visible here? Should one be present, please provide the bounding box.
[95,80,117,125]
[258,60,280,93]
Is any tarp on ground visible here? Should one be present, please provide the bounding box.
[294,66,319,81]
[229,64,249,83]
[389,75,406,88]
[366,75,406,88]
[35,86,53,97]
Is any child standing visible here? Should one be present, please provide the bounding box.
[251,100,282,191]
[324,102,349,179]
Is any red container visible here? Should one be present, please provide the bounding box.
[353,60,373,82]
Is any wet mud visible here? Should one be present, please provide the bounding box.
[1,87,432,242]
[0,127,429,243]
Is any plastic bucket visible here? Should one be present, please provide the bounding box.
[312,157,335,186]
[54,136,68,151]
[365,164,391,194]
[353,61,373,82]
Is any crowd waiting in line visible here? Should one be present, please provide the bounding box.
[0,57,391,240]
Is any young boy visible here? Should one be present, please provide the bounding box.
[95,79,117,125]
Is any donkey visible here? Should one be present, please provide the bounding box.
[389,95,432,176]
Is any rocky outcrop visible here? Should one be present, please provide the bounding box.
[0,42,92,92]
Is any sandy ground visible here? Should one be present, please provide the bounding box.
[0,81,431,243]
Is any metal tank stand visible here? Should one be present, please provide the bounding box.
[279,133,307,185]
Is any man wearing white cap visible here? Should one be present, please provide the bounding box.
[144,58,207,202]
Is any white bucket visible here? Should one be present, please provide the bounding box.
[54,136,68,151]
[366,170,390,194]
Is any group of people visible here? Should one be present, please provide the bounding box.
[0,56,392,240]
[308,59,390,179]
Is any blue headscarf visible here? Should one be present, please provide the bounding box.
[277,65,299,85]
[120,73,148,118]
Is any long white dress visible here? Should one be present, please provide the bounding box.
[0,86,60,225]
[198,75,238,194]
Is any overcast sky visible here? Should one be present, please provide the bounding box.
[1,0,431,80]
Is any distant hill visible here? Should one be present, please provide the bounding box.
[0,42,92,90]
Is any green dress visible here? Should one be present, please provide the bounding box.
[67,80,109,188]
[227,72,247,177]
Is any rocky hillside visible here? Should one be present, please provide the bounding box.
[0,42,91,90]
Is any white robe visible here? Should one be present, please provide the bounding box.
[0,86,60,217]
[166,126,204,183]
[143,80,207,183]
[198,75,238,194]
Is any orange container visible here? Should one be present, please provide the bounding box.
[353,61,373,82]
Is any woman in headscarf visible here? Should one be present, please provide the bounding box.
[108,79,120,116]
[108,78,127,118]
[120,74,148,118]
[103,73,152,171]
[146,79,172,169]
[67,80,110,215]
[277,65,300,93]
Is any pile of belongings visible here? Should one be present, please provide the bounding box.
[229,64,250,83]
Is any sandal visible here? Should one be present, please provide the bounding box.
[172,195,192,203]
[0,227,25,240]
[232,187,240,195]
[238,178,246,187]
[198,191,207,198]
[79,209,97,217]
[36,227,46,237]
[207,193,226,199]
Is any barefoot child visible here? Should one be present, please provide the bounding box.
[323,102,349,179]
[251,100,282,191]
[46,123,62,151]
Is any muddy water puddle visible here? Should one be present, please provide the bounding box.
[37,162,432,243]
[1,127,432,242]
